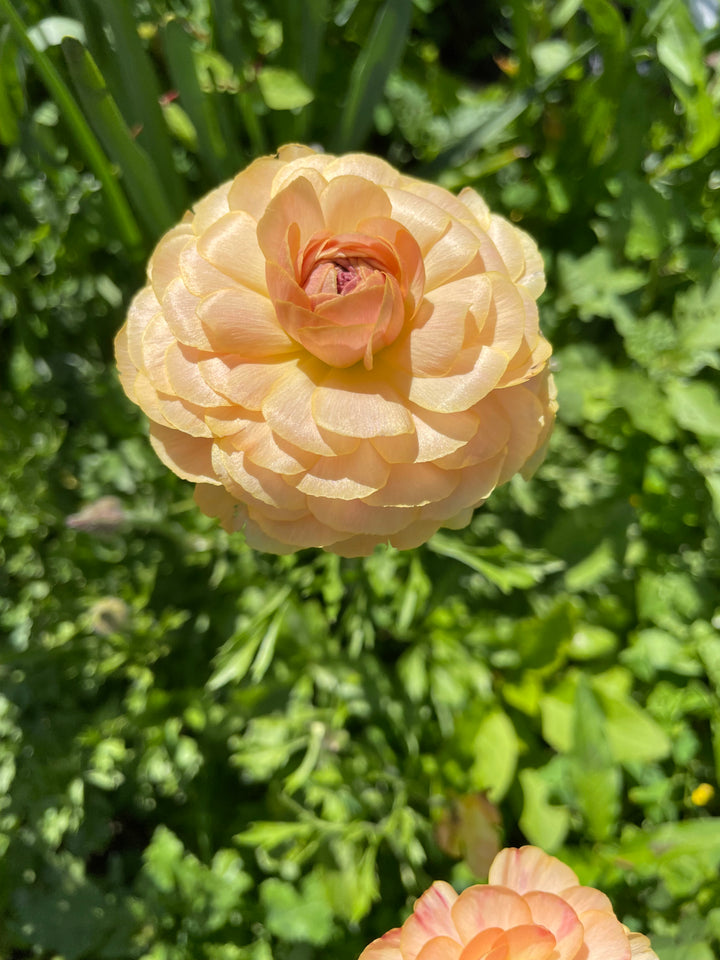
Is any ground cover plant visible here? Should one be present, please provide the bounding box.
[1,0,720,957]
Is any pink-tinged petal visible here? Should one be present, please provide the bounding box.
[312,374,415,438]
[308,496,414,535]
[451,886,532,943]
[488,848,579,897]
[148,224,193,299]
[357,216,426,307]
[364,462,458,507]
[196,210,268,294]
[359,927,403,960]
[179,237,240,297]
[319,175,392,233]
[163,341,227,407]
[227,156,285,220]
[415,938,464,960]
[325,152,400,185]
[296,442,390,499]
[560,887,614,919]
[256,176,325,264]
[523,892,583,960]
[198,356,295,410]
[162,276,213,350]
[627,932,658,960]
[580,911,632,960]
[401,882,460,960]
[261,360,360,456]
[408,347,508,413]
[189,180,230,234]
[149,424,219,484]
[197,286,296,357]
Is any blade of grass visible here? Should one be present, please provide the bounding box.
[333,0,413,152]
[89,0,186,212]
[0,0,142,252]
[62,37,176,237]
[207,0,266,158]
[279,0,330,141]
[161,18,234,182]
[0,27,20,145]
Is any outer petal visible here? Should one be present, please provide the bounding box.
[401,882,460,960]
[359,928,403,960]
[488,848,579,897]
[451,887,532,943]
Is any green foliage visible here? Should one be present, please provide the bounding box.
[2,0,720,958]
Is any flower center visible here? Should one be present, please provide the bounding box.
[303,257,380,297]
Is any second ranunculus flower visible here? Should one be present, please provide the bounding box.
[116,145,556,555]
[359,846,658,960]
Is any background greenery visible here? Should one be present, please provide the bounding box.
[1,0,720,957]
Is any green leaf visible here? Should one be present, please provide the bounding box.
[519,766,570,852]
[261,874,334,946]
[666,380,720,438]
[569,679,620,840]
[256,66,314,111]
[470,709,518,802]
[599,690,671,763]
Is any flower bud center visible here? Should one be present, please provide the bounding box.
[303,258,379,297]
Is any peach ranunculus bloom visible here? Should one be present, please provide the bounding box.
[359,846,658,960]
[115,145,556,556]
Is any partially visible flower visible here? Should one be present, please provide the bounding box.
[359,845,658,960]
[116,145,556,556]
[66,496,127,534]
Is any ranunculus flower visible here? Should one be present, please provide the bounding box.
[359,846,658,960]
[115,145,556,555]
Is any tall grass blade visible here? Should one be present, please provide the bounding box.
[90,0,186,211]
[161,18,234,182]
[334,0,413,152]
[62,37,176,237]
[0,0,142,252]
